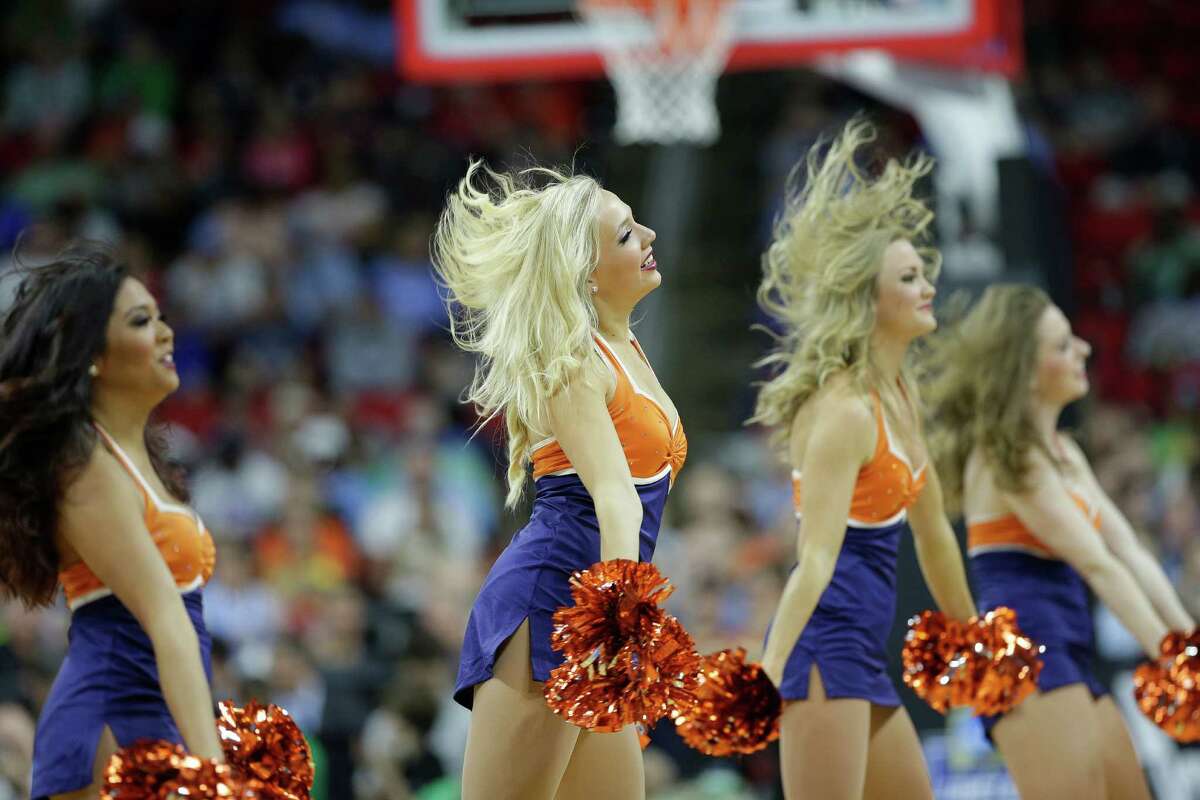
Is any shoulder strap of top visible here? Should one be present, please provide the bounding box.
[628,335,652,370]
[92,423,153,510]
[868,391,889,461]
[592,334,628,385]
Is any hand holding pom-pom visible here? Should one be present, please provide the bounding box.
[673,648,781,757]
[902,607,1042,716]
[967,607,1044,716]
[543,560,701,731]
[218,700,315,800]
[1134,631,1200,742]
[901,610,973,713]
[102,741,249,799]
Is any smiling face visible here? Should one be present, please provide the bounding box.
[874,239,937,341]
[1032,304,1091,407]
[589,190,658,307]
[93,278,178,403]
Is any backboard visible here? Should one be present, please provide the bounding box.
[394,0,1022,83]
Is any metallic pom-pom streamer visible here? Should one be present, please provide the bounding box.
[217,700,315,800]
[1134,631,1200,742]
[967,607,1044,716]
[673,648,781,757]
[901,610,973,713]
[902,607,1043,716]
[544,559,701,731]
[102,741,248,799]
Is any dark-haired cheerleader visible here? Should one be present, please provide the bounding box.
[0,245,222,799]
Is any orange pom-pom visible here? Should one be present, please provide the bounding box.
[549,559,675,666]
[673,648,781,757]
[966,607,1044,716]
[217,700,315,800]
[1134,631,1200,742]
[102,740,247,799]
[902,607,1043,716]
[544,607,701,731]
[901,610,973,713]
[544,560,700,731]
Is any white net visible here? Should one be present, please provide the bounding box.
[579,0,737,146]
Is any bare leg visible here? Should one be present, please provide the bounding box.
[1093,696,1153,800]
[863,704,934,800]
[553,727,645,800]
[461,621,581,800]
[992,685,1105,800]
[778,666,871,800]
[52,725,116,800]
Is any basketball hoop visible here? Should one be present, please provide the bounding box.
[578,0,736,146]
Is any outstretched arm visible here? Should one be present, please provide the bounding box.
[1004,450,1169,659]
[1064,437,1195,633]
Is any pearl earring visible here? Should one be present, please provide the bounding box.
[89,364,99,377]
[590,286,598,295]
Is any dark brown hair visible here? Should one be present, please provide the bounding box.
[0,244,186,607]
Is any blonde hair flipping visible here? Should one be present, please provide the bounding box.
[751,118,940,442]
[923,284,1055,517]
[433,159,603,508]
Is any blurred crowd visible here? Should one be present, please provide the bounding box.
[0,0,1197,798]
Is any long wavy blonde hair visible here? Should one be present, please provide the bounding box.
[922,284,1055,517]
[751,118,940,443]
[432,159,603,507]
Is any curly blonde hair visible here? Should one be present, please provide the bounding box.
[432,159,603,507]
[922,284,1056,517]
[751,118,940,442]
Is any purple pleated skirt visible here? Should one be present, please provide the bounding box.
[454,472,669,709]
[772,519,906,706]
[31,591,212,799]
[972,551,1106,738]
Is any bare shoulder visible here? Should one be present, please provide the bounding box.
[61,444,141,522]
[546,346,616,408]
[812,374,874,429]
[963,443,1009,515]
[790,373,875,465]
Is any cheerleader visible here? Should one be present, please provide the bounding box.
[925,284,1192,799]
[751,120,976,799]
[0,245,222,800]
[435,161,685,800]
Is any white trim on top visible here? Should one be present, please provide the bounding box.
[633,464,674,486]
[67,574,207,612]
[93,424,195,518]
[66,585,113,611]
[592,337,619,384]
[968,543,1057,560]
[595,333,679,435]
[965,509,1012,526]
[535,460,674,487]
[794,507,908,529]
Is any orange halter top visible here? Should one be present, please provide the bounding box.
[792,392,928,527]
[531,334,687,486]
[58,425,216,611]
[967,492,1101,559]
